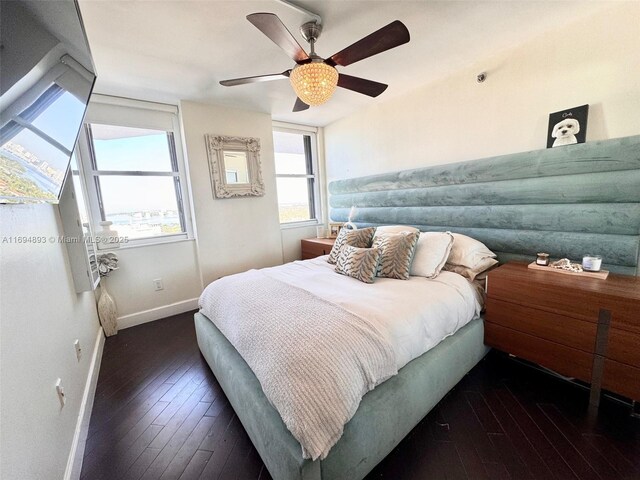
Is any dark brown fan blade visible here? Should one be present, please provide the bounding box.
[293,97,309,112]
[220,70,290,87]
[337,74,388,97]
[326,20,410,67]
[247,13,309,64]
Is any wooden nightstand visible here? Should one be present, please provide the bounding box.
[301,237,336,260]
[484,262,640,407]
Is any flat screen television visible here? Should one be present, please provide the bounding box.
[0,0,96,203]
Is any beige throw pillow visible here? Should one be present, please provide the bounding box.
[372,231,420,280]
[446,233,497,268]
[410,232,454,278]
[334,245,381,284]
[327,227,376,264]
[444,256,499,281]
[373,225,420,239]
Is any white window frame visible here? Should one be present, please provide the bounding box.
[273,123,321,228]
[75,95,194,248]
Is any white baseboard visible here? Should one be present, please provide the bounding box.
[64,327,105,480]
[117,297,199,330]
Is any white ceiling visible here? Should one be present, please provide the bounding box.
[78,0,608,127]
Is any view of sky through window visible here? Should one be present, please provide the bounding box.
[273,130,315,223]
[31,91,86,149]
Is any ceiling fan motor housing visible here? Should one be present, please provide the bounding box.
[300,21,323,45]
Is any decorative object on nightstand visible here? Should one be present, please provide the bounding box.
[484,262,640,409]
[583,255,603,272]
[527,258,609,279]
[328,222,344,238]
[316,226,328,238]
[97,253,119,337]
[301,237,336,260]
[536,252,550,266]
[550,258,583,272]
[343,206,358,231]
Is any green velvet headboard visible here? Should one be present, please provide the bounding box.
[329,135,640,276]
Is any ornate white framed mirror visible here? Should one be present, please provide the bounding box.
[205,135,265,198]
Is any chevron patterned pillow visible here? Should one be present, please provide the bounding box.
[334,245,381,284]
[372,231,420,280]
[327,227,376,264]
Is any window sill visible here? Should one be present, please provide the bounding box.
[280,219,319,230]
[95,233,194,251]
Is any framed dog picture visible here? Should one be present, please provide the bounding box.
[328,222,344,238]
[547,104,589,148]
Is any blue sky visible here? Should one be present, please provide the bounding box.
[6,91,85,173]
[92,127,178,213]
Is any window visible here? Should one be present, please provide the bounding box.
[0,84,86,202]
[273,128,320,225]
[76,96,192,246]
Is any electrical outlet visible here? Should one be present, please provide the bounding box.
[153,278,164,291]
[74,339,82,361]
[55,378,66,407]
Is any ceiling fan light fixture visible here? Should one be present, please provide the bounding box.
[289,62,338,106]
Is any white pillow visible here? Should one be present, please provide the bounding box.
[446,233,497,269]
[410,232,454,278]
[373,225,419,240]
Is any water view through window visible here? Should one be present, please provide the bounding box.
[89,124,184,239]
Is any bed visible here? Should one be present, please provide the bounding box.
[195,257,487,480]
[196,135,640,480]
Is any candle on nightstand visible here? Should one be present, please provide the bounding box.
[536,253,550,266]
[583,255,602,272]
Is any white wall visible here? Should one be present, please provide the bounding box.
[180,101,286,285]
[281,225,318,263]
[324,3,640,184]
[0,204,101,479]
[103,240,202,328]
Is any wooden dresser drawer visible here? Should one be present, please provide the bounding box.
[607,299,640,335]
[487,275,597,322]
[606,328,640,368]
[301,238,335,260]
[602,359,640,400]
[485,322,594,382]
[487,263,640,328]
[485,297,596,353]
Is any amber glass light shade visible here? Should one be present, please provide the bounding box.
[289,62,339,106]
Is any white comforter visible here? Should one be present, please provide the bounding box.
[259,256,482,369]
[199,268,397,460]
[198,256,482,459]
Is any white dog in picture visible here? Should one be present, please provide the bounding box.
[551,118,580,147]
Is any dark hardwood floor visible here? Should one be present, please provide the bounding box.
[81,311,640,480]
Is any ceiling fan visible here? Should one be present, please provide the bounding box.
[219,13,410,112]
